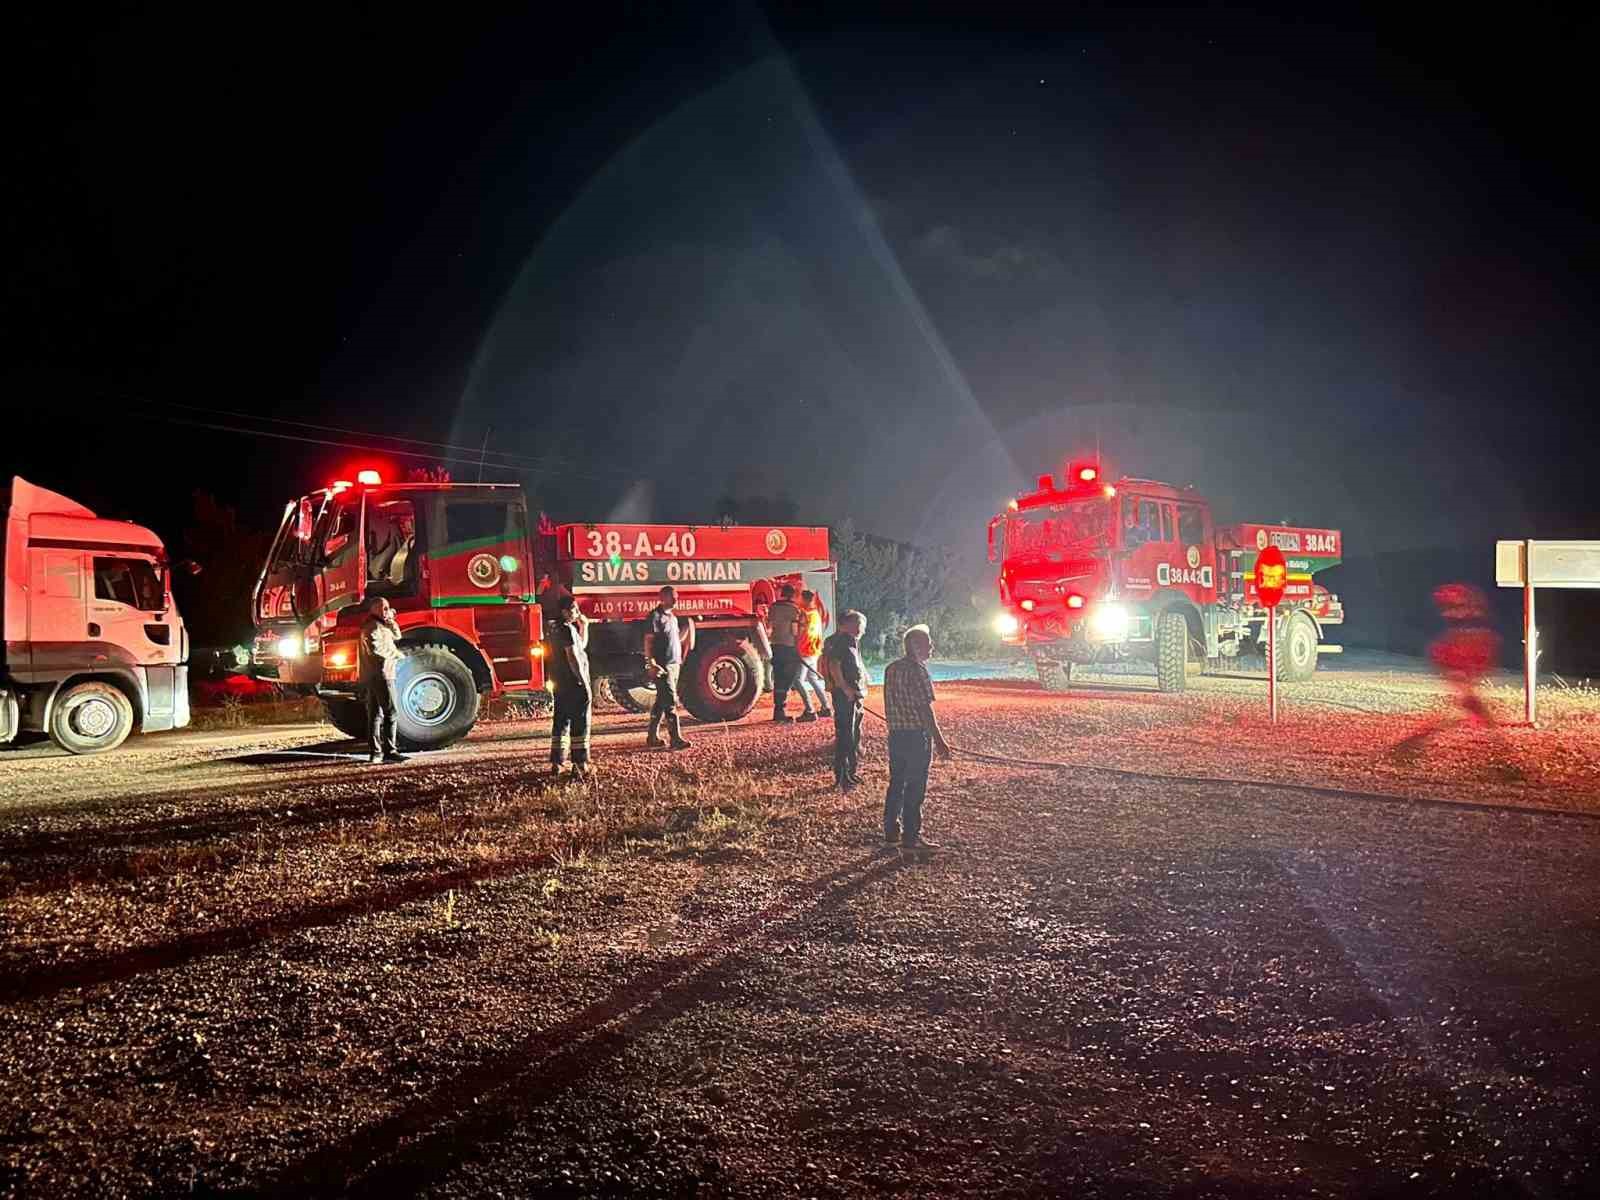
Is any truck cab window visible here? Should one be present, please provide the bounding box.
[1177,504,1204,546]
[366,499,418,595]
[1160,505,1175,543]
[94,557,163,611]
[316,500,359,567]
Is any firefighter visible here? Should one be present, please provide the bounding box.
[548,595,593,777]
[358,595,408,765]
[766,584,810,722]
[797,589,832,718]
[643,585,692,750]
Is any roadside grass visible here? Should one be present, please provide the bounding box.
[188,694,327,731]
[0,752,823,966]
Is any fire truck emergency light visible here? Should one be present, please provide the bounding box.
[330,480,353,491]
[357,469,383,486]
[1075,465,1098,483]
[1066,593,1086,609]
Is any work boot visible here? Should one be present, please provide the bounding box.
[646,715,665,748]
[669,737,692,750]
[383,752,409,764]
[819,705,833,718]
[797,710,818,723]
[772,712,793,724]
[665,714,689,748]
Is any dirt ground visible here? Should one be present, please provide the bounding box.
[2,657,1598,1197]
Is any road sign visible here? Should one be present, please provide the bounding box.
[1494,539,1600,726]
[1255,545,1288,608]
[1255,545,1288,724]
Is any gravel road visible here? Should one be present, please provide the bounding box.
[2,658,1597,1197]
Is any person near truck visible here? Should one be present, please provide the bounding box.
[796,589,832,718]
[821,610,867,790]
[643,585,692,750]
[881,624,951,852]
[359,594,408,765]
[766,584,812,722]
[548,594,594,778]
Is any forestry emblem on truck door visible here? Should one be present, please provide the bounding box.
[467,553,502,588]
[765,529,788,555]
[1186,545,1201,568]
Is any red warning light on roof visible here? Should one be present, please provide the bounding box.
[330,480,353,491]
[1076,465,1098,483]
[356,469,383,486]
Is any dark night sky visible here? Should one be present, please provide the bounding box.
[8,3,1599,652]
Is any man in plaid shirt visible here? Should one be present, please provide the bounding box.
[880,624,951,852]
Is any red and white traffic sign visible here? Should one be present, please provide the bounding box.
[1255,544,1288,724]
[1255,544,1288,608]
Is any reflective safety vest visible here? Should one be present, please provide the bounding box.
[797,607,824,657]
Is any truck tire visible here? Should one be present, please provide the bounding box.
[1155,610,1188,693]
[1034,655,1071,692]
[394,645,480,750]
[681,640,764,722]
[597,675,654,713]
[1278,611,1319,683]
[49,680,135,754]
[323,697,368,740]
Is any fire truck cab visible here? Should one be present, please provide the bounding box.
[253,476,544,749]
[989,464,1343,692]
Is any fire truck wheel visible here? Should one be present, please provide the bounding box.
[1155,611,1188,693]
[322,697,368,740]
[394,646,481,750]
[597,676,654,713]
[681,640,763,722]
[1279,612,1319,683]
[49,680,135,754]
[1034,656,1072,692]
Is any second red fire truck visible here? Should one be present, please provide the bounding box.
[989,462,1345,692]
[252,471,833,749]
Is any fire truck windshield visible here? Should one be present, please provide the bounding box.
[1005,500,1111,559]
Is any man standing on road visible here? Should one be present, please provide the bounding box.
[881,624,951,853]
[548,595,594,778]
[359,595,408,765]
[643,585,692,750]
[766,584,812,723]
[822,610,867,790]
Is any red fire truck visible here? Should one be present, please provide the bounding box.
[988,463,1344,692]
[252,472,833,748]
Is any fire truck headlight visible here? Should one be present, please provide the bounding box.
[326,648,352,669]
[275,636,301,659]
[1088,603,1130,640]
[1019,598,1036,611]
[993,612,1021,637]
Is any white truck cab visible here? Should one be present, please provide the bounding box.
[1,477,189,754]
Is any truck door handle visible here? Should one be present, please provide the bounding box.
[88,622,101,638]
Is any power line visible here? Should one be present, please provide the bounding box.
[141,398,641,478]
[130,410,651,487]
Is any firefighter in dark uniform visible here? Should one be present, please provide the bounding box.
[359,595,408,764]
[548,594,594,777]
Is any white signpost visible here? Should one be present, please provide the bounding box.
[1495,539,1600,726]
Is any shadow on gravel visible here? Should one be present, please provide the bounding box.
[256,853,900,1197]
[0,835,569,1004]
